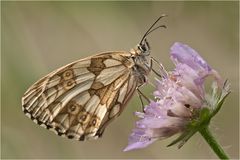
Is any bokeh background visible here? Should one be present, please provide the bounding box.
[1,1,239,159]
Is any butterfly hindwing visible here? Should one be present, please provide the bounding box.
[22,52,138,140]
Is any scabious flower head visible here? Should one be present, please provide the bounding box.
[124,42,230,151]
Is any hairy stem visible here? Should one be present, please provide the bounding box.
[199,127,229,159]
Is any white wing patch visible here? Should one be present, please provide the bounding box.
[85,95,100,113]
[95,104,107,121]
[118,82,128,103]
[73,92,91,106]
[103,59,123,67]
[96,65,127,85]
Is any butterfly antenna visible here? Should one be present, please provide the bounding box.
[140,14,167,44]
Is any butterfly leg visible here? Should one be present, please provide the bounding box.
[150,57,168,78]
[136,90,145,112]
[136,86,150,112]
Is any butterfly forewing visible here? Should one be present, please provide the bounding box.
[22,51,139,140]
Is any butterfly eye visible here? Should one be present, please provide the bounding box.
[137,44,147,53]
[141,45,147,52]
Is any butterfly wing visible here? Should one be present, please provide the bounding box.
[93,70,138,139]
[22,52,138,140]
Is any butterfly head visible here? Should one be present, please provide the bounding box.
[132,14,167,57]
[130,38,151,57]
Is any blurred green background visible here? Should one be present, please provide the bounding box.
[1,1,239,159]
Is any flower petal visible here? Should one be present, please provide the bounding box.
[170,42,211,72]
[123,138,157,151]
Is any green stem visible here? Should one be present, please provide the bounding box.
[199,127,229,159]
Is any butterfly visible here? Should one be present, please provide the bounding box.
[22,15,167,141]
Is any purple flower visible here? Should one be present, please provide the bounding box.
[124,42,227,151]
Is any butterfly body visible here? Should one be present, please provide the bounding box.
[22,15,166,141]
